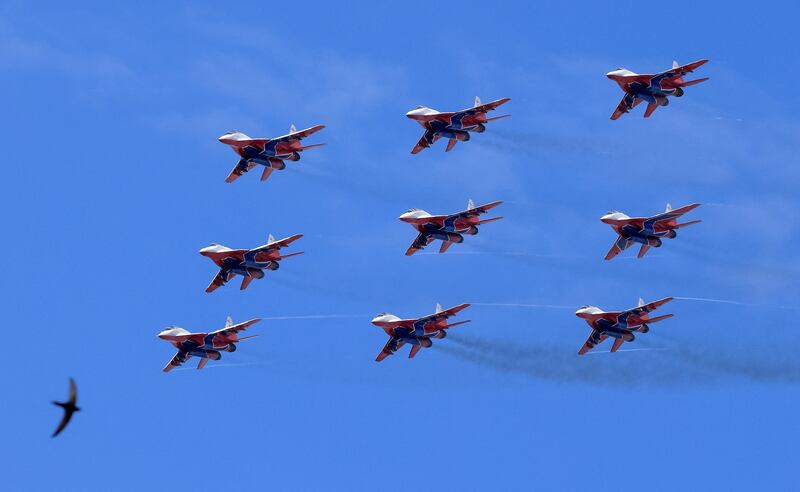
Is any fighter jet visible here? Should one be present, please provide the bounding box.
[606,60,709,119]
[371,303,470,361]
[51,378,79,438]
[575,297,674,355]
[406,97,510,153]
[159,316,261,372]
[400,199,503,255]
[602,203,701,260]
[218,124,325,183]
[200,234,303,292]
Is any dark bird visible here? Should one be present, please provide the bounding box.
[52,378,80,437]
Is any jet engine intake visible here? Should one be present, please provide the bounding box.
[666,230,677,239]
[246,268,266,279]
[473,123,487,133]
[265,261,280,271]
[647,237,663,247]
[419,337,433,348]
[464,226,479,235]
[657,95,669,106]
[434,330,447,339]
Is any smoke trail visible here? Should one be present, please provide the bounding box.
[438,334,698,387]
[441,333,800,386]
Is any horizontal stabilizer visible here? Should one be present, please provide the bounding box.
[299,143,326,150]
[485,114,511,122]
[644,314,673,324]
[637,244,651,258]
[408,345,422,359]
[477,216,503,225]
[675,219,702,228]
[442,320,471,329]
[276,251,304,260]
[197,358,209,370]
[240,276,255,291]
[610,338,625,352]
[680,77,709,87]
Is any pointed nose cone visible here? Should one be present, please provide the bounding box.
[158,329,172,339]
[199,244,223,257]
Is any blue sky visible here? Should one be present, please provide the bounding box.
[1,1,799,490]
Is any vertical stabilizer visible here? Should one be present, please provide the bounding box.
[467,199,475,210]
[435,303,443,314]
[226,316,233,328]
[290,124,297,134]
[474,96,482,107]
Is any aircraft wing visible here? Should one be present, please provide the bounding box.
[611,93,641,120]
[618,297,674,321]
[225,159,258,183]
[273,124,325,142]
[604,235,634,260]
[445,200,503,222]
[405,232,435,256]
[414,303,471,325]
[249,234,304,255]
[656,59,708,78]
[162,351,190,372]
[644,203,701,230]
[376,337,402,362]
[458,97,511,116]
[206,270,235,293]
[210,318,262,337]
[266,234,304,250]
[411,130,439,154]
[578,331,607,355]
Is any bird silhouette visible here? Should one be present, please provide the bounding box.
[52,378,80,437]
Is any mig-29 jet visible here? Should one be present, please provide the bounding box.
[218,124,325,183]
[371,303,471,361]
[575,297,674,355]
[200,234,303,292]
[606,60,708,119]
[406,97,510,153]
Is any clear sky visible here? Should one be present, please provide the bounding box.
[1,1,799,490]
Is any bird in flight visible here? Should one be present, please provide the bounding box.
[52,378,80,437]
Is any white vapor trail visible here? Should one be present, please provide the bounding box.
[471,303,574,309]
[673,296,797,309]
[260,314,367,320]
